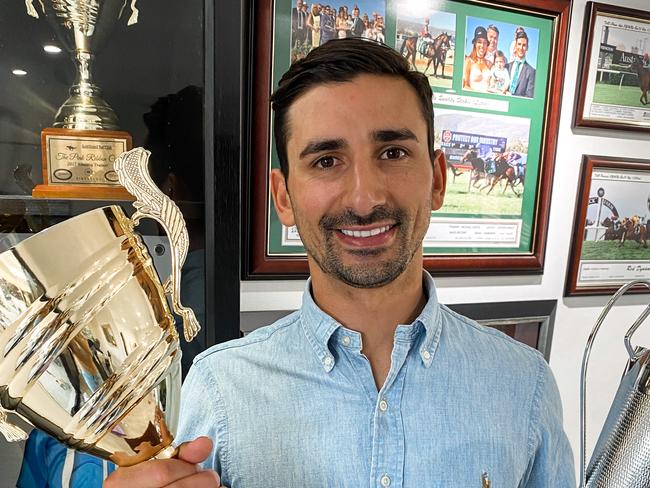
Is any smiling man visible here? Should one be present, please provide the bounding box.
[507,29,536,98]
[105,38,573,488]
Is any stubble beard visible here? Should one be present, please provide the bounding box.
[298,204,431,289]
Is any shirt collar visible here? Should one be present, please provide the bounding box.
[300,271,442,371]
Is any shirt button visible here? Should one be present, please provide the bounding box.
[422,350,431,360]
[379,399,388,412]
[324,355,333,366]
[380,474,391,487]
[342,336,351,346]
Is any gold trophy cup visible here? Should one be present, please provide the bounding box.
[0,148,200,466]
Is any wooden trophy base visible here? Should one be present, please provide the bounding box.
[32,183,135,200]
[33,127,134,200]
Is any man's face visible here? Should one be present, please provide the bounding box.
[271,75,446,288]
[515,37,528,60]
[297,0,303,9]
[487,28,498,51]
[353,8,359,18]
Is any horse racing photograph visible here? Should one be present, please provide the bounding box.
[395,6,455,88]
[580,168,650,261]
[434,108,530,217]
[568,158,650,295]
[590,19,650,109]
[577,5,650,130]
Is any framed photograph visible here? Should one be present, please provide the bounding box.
[245,0,570,278]
[574,2,650,132]
[566,155,650,296]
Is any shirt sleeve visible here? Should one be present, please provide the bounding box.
[175,356,229,479]
[522,358,576,487]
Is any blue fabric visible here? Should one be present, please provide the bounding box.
[17,430,115,488]
[177,272,575,487]
[510,59,522,93]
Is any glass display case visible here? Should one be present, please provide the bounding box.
[0,2,244,484]
[0,0,243,361]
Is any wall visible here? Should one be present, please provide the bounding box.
[241,0,650,480]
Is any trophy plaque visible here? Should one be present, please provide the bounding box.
[26,0,139,200]
[0,148,200,466]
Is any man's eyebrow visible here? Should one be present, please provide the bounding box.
[299,138,347,159]
[372,128,419,143]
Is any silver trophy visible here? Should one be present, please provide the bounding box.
[0,148,200,466]
[581,280,650,487]
[25,0,141,130]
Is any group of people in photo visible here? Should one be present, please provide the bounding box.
[292,0,385,55]
[463,23,536,98]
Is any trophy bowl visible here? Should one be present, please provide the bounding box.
[0,148,199,466]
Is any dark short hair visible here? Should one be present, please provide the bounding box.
[270,38,435,179]
[516,29,528,41]
[487,24,499,35]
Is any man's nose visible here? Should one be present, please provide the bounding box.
[343,161,387,216]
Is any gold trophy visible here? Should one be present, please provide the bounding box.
[25,0,140,200]
[0,148,200,466]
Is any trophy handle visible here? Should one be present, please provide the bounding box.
[113,147,200,342]
[24,0,43,18]
[119,0,140,25]
[579,280,650,487]
[0,406,28,442]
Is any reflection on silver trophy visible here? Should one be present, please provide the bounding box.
[581,280,650,487]
[0,148,200,466]
[25,0,141,130]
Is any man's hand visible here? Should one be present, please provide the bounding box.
[104,437,225,487]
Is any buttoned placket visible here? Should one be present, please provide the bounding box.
[332,323,421,488]
[367,333,412,488]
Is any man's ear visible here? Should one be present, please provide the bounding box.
[431,149,447,211]
[270,168,296,227]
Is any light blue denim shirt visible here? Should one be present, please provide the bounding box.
[177,272,575,487]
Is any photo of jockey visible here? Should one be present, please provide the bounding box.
[395,5,456,88]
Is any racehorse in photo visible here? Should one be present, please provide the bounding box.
[630,59,650,106]
[484,153,520,197]
[461,149,491,190]
[601,216,624,241]
[620,216,648,248]
[447,163,464,183]
[400,32,451,77]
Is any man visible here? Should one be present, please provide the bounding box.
[105,38,574,487]
[507,29,535,98]
[350,6,364,37]
[485,24,500,65]
[291,0,308,47]
[319,5,335,45]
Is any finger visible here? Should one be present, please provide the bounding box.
[176,436,213,464]
[104,458,200,488]
[165,469,222,488]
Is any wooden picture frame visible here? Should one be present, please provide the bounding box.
[245,0,570,278]
[566,155,650,296]
[574,2,650,132]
